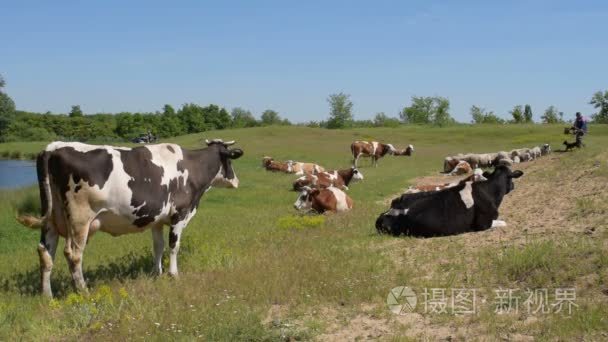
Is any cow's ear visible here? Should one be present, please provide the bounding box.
[510,170,523,178]
[310,188,320,196]
[482,171,492,179]
[228,149,244,159]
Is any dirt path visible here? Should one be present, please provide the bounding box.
[315,152,608,341]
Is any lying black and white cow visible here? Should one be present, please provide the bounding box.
[18,139,243,297]
[376,166,523,237]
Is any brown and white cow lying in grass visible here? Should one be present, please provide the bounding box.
[405,169,487,194]
[293,167,364,191]
[293,186,353,213]
[449,160,472,175]
[262,156,293,173]
[262,156,325,175]
[290,161,325,175]
[351,141,413,167]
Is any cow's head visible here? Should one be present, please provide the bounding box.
[404,144,414,156]
[486,165,523,194]
[206,139,243,188]
[293,186,319,211]
[472,168,488,182]
[262,156,273,168]
[444,157,460,173]
[375,207,409,236]
[351,167,364,181]
[541,144,551,155]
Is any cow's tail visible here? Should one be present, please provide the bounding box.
[16,214,43,229]
[16,151,51,230]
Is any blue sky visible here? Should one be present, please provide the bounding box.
[1,0,606,122]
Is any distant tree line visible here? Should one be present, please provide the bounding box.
[1,73,607,143]
[0,75,293,142]
[0,104,291,143]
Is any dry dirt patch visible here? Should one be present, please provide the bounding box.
[341,153,608,340]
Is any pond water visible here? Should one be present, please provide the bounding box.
[0,159,37,189]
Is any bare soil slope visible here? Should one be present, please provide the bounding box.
[317,150,608,341]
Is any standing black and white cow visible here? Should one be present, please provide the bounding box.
[375,166,523,237]
[18,139,243,297]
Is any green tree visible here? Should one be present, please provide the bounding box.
[178,103,209,133]
[3,120,56,142]
[162,104,176,116]
[432,97,452,126]
[69,105,84,118]
[115,112,138,138]
[326,92,353,129]
[0,74,16,142]
[401,96,433,124]
[540,106,564,124]
[156,104,184,137]
[260,109,283,126]
[231,107,258,128]
[470,105,484,124]
[590,90,608,123]
[510,105,524,123]
[523,104,533,123]
[401,96,453,125]
[470,105,504,124]
[373,112,400,127]
[203,105,232,129]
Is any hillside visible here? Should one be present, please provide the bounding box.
[0,125,606,340]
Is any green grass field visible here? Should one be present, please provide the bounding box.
[1,125,607,340]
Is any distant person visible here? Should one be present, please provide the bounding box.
[572,112,588,147]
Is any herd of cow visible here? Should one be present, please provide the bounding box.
[443,143,552,173]
[17,139,548,296]
[262,141,414,213]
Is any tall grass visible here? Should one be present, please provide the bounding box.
[0,124,607,340]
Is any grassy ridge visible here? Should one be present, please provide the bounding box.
[0,124,606,340]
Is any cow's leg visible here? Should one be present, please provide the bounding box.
[38,222,58,297]
[168,224,183,277]
[168,211,195,277]
[472,202,499,231]
[64,223,89,293]
[151,224,165,275]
